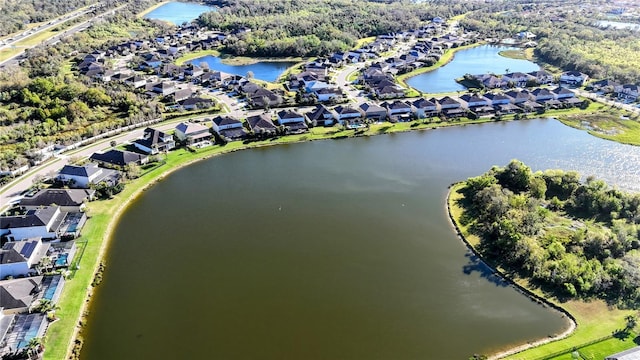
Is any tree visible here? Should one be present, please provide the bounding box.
[110,140,117,148]
[124,163,141,180]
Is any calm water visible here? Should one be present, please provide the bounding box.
[189,55,295,82]
[81,119,640,360]
[406,45,541,93]
[596,20,640,30]
[143,2,214,25]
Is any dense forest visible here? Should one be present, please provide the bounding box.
[0,0,95,36]
[459,1,640,83]
[456,160,640,307]
[0,3,165,173]
[197,0,479,57]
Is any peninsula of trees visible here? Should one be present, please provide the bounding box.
[454,160,640,307]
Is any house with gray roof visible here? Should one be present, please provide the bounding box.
[246,114,277,136]
[359,103,387,121]
[305,105,336,126]
[0,239,49,280]
[605,346,640,360]
[134,127,176,154]
[56,163,119,189]
[90,149,149,168]
[174,122,212,145]
[19,189,95,212]
[0,207,64,241]
[211,116,247,140]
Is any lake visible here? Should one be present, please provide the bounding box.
[596,20,640,31]
[406,45,541,94]
[189,55,296,82]
[80,119,640,359]
[143,2,215,26]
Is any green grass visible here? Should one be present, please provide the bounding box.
[499,48,534,61]
[558,111,640,146]
[174,49,222,66]
[15,30,58,46]
[448,183,639,360]
[355,36,376,48]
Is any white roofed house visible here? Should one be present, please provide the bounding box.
[276,110,308,134]
[134,127,176,155]
[174,122,212,146]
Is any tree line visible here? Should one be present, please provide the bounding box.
[457,160,640,308]
[197,0,480,57]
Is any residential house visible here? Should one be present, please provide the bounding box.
[358,103,388,121]
[504,90,532,104]
[305,105,336,126]
[125,75,147,89]
[484,93,512,106]
[411,98,438,118]
[528,70,554,85]
[276,110,308,133]
[333,105,363,124]
[211,116,247,140]
[531,88,555,102]
[620,84,640,100]
[605,346,640,360]
[56,163,119,189]
[560,71,589,85]
[459,94,490,108]
[382,100,413,119]
[179,97,214,110]
[438,96,462,109]
[0,206,63,241]
[90,150,149,168]
[246,114,278,136]
[151,82,176,96]
[0,239,49,279]
[552,87,575,99]
[249,88,282,108]
[134,128,176,154]
[589,79,622,93]
[174,122,212,145]
[314,87,343,102]
[502,72,535,86]
[19,189,94,212]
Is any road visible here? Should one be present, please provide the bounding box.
[0,3,123,68]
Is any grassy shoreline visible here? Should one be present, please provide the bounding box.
[447,183,638,360]
[43,108,635,359]
[174,49,305,67]
[136,1,170,18]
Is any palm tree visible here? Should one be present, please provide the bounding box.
[24,337,42,359]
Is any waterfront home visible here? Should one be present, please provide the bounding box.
[411,98,438,118]
[0,239,49,279]
[382,100,412,117]
[90,149,149,168]
[531,88,555,102]
[560,71,589,85]
[174,122,212,146]
[0,207,62,241]
[56,163,120,189]
[520,99,545,112]
[459,94,490,108]
[305,105,336,126]
[134,128,176,154]
[0,312,48,354]
[358,103,388,121]
[211,116,247,140]
[19,189,95,212]
[473,74,506,89]
[333,105,363,124]
[552,87,575,99]
[504,90,532,104]
[246,114,278,136]
[528,70,554,85]
[438,96,462,109]
[484,93,512,105]
[502,72,535,86]
[276,110,308,133]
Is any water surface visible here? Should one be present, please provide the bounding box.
[406,45,540,93]
[189,55,295,82]
[596,20,640,30]
[81,119,640,360]
[143,2,214,25]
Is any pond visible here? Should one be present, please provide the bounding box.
[596,20,640,31]
[189,55,296,82]
[143,2,215,26]
[406,45,540,94]
[80,119,640,359]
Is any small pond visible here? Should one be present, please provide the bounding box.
[406,45,540,94]
[143,2,215,26]
[189,55,296,82]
